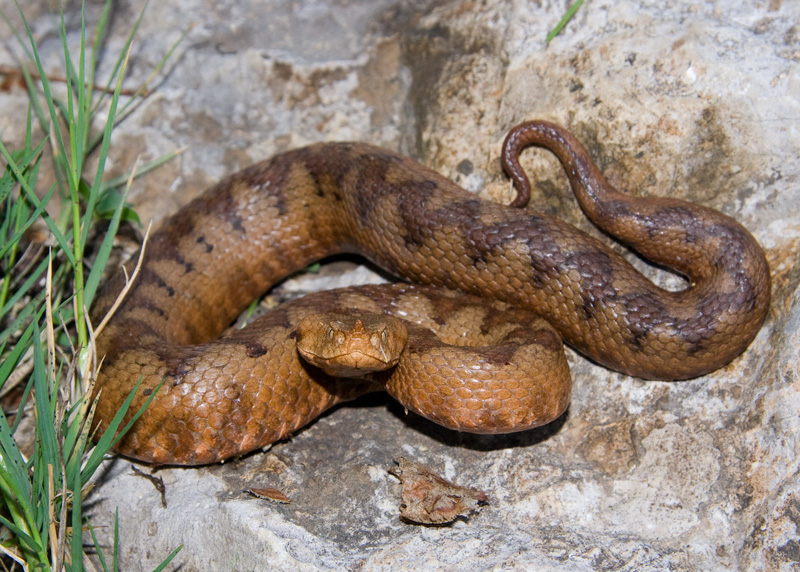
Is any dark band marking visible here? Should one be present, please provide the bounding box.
[138,268,176,299]
[395,181,439,248]
[351,152,404,222]
[196,235,214,253]
[568,250,616,319]
[619,291,670,350]
[530,327,562,352]
[245,342,268,358]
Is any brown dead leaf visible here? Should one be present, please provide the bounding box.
[245,487,291,504]
[388,457,488,525]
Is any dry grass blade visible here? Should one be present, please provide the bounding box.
[0,63,143,96]
[92,220,151,341]
[0,543,28,571]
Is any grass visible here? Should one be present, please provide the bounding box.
[547,0,585,43]
[0,1,184,570]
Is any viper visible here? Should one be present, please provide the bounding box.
[90,121,771,465]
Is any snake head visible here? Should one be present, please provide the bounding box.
[295,312,409,377]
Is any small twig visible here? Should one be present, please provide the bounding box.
[0,63,145,96]
[131,465,167,508]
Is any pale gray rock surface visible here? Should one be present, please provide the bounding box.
[1,1,798,570]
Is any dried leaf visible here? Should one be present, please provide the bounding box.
[388,457,488,524]
[246,487,291,504]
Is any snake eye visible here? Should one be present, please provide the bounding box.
[327,326,334,340]
[380,329,388,343]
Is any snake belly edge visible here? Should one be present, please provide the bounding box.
[91,121,771,465]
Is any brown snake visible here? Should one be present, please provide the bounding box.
[91,120,771,465]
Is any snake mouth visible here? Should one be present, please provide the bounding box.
[299,349,401,378]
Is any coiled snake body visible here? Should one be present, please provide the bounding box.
[92,121,770,465]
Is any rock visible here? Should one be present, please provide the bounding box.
[1,0,798,570]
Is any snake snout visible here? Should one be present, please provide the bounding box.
[295,312,409,377]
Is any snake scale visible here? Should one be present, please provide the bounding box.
[91,121,771,465]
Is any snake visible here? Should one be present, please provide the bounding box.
[91,120,771,465]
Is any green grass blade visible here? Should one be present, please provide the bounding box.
[87,0,114,107]
[13,0,71,180]
[58,7,81,189]
[0,183,55,261]
[546,0,584,43]
[80,378,162,485]
[0,408,32,508]
[69,464,83,572]
[0,514,38,554]
[23,71,33,149]
[89,2,147,120]
[0,134,47,260]
[152,544,183,572]
[0,310,40,394]
[113,508,119,572]
[83,171,134,307]
[63,383,98,478]
[81,177,141,224]
[0,299,37,347]
[0,11,48,131]
[61,404,89,474]
[31,317,60,466]
[29,326,58,555]
[98,150,183,195]
[0,133,45,317]
[0,134,44,202]
[9,369,34,435]
[87,513,111,572]
[0,257,48,322]
[79,40,132,250]
[89,10,191,154]
[77,1,89,155]
[0,402,48,563]
[0,142,75,266]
